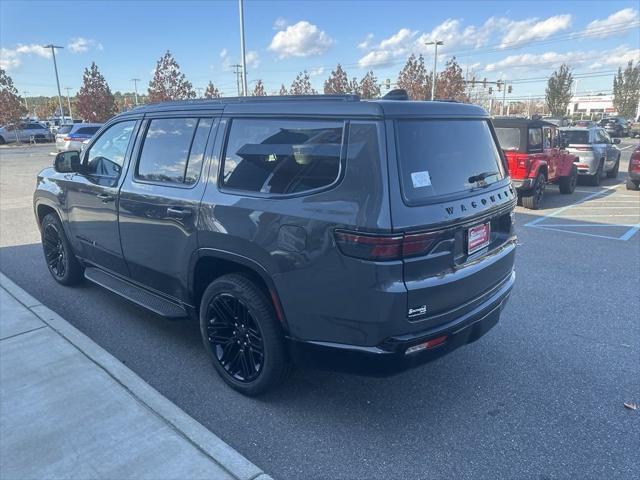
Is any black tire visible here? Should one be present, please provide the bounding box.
[0,136,5,145]
[521,172,545,210]
[559,165,577,194]
[627,178,640,191]
[41,213,84,285]
[199,274,291,396]
[606,157,620,178]
[588,161,604,186]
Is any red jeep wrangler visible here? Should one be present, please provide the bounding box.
[493,118,578,209]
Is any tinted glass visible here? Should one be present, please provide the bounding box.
[137,118,198,184]
[563,130,589,144]
[75,127,100,136]
[396,120,506,203]
[57,125,73,135]
[85,121,136,178]
[528,128,543,150]
[495,127,521,151]
[222,119,343,194]
[185,119,212,185]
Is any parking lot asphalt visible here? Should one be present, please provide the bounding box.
[1,140,639,479]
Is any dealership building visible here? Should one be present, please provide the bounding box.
[566,94,616,117]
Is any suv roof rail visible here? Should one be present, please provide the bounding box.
[139,94,361,109]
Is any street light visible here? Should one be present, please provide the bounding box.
[238,0,248,96]
[43,44,65,125]
[64,87,73,120]
[425,40,443,101]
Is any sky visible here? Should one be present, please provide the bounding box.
[1,0,639,100]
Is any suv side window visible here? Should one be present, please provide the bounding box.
[542,126,555,149]
[595,129,609,143]
[84,120,136,180]
[221,118,344,195]
[528,127,543,151]
[136,117,212,185]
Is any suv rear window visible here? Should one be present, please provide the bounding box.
[75,127,100,136]
[396,119,505,203]
[222,119,343,195]
[495,127,521,151]
[562,130,589,145]
[57,125,73,135]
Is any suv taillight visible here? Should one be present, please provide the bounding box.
[631,152,640,171]
[515,153,530,170]
[334,230,443,261]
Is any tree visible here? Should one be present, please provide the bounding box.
[359,71,380,99]
[148,50,196,103]
[290,71,316,95]
[204,81,221,98]
[0,69,26,126]
[75,62,117,122]
[397,54,428,100]
[349,77,360,96]
[434,57,468,102]
[278,84,288,96]
[613,61,640,118]
[324,63,351,94]
[252,79,266,96]
[545,64,573,117]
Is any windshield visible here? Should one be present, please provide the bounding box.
[57,125,73,135]
[396,119,506,204]
[562,130,590,145]
[495,127,521,151]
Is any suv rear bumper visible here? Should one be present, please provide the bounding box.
[510,178,533,190]
[287,270,515,376]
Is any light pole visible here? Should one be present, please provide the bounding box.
[23,91,29,113]
[425,40,443,100]
[64,87,73,120]
[238,0,248,96]
[131,78,140,105]
[43,44,65,125]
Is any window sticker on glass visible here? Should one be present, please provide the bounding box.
[411,170,431,188]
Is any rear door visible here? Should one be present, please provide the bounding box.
[542,125,559,180]
[118,114,219,301]
[388,118,516,326]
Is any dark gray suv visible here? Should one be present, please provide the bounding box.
[34,93,517,395]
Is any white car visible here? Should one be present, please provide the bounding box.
[55,123,103,151]
[0,122,53,144]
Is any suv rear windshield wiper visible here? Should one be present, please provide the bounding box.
[468,171,499,184]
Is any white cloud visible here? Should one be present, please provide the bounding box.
[309,66,325,76]
[67,37,103,53]
[499,14,572,47]
[273,17,287,30]
[268,20,334,58]
[245,51,259,68]
[220,48,228,59]
[583,8,639,38]
[358,33,374,50]
[0,43,50,70]
[357,28,417,68]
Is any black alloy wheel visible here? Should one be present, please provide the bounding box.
[43,222,67,279]
[205,293,264,383]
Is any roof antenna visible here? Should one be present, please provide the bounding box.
[383,89,409,100]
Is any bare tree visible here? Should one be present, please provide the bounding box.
[76,62,117,122]
[278,84,288,96]
[613,61,640,118]
[290,71,316,95]
[204,81,221,98]
[545,64,573,117]
[397,54,428,100]
[359,71,381,99]
[148,51,196,103]
[435,57,468,102]
[0,69,26,126]
[324,64,351,94]
[252,80,266,96]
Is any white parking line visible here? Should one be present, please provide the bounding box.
[524,188,612,227]
[537,224,638,227]
[528,225,625,241]
[620,223,640,241]
[619,145,634,150]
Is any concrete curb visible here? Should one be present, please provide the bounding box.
[0,272,273,480]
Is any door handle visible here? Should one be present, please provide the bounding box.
[166,207,192,218]
[96,193,114,203]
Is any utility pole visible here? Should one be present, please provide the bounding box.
[64,87,73,120]
[238,0,248,96]
[131,78,140,105]
[500,80,508,116]
[43,44,65,125]
[231,64,243,96]
[425,40,443,100]
[23,91,29,113]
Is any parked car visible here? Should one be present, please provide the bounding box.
[573,120,596,128]
[627,144,640,190]
[559,127,621,185]
[544,117,570,127]
[34,93,517,395]
[628,118,640,138]
[493,118,577,209]
[55,123,103,151]
[0,122,53,144]
[598,117,628,137]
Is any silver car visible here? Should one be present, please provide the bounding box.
[55,123,103,152]
[0,122,53,144]
[560,127,621,185]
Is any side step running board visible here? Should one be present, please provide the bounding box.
[84,267,188,319]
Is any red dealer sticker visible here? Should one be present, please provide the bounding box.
[467,222,491,254]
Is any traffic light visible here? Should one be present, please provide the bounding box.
[507,85,512,94]
[482,78,487,88]
[496,80,502,92]
[385,78,391,90]
[488,87,493,94]
[471,77,476,88]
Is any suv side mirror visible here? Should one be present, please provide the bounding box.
[54,150,81,173]
[613,138,621,144]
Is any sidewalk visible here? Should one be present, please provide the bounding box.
[0,273,272,480]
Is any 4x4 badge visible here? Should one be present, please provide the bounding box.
[408,305,427,317]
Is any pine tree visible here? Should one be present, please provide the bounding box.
[278,84,288,96]
[397,54,428,100]
[290,71,316,95]
[545,64,573,117]
[75,62,116,122]
[324,64,351,94]
[252,80,266,96]
[359,71,381,99]
[148,51,196,103]
[204,81,221,98]
[0,69,27,126]
[613,61,640,118]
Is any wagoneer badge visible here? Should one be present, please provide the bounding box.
[408,305,427,317]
